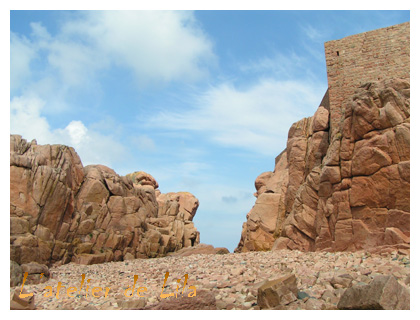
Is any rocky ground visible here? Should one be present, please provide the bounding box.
[11,249,410,310]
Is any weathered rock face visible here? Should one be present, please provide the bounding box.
[236,79,410,253]
[10,135,200,268]
[236,149,289,252]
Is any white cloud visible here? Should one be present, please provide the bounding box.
[10,33,36,92]
[10,11,216,170]
[150,78,324,156]
[10,94,127,169]
[10,95,51,143]
[59,121,88,148]
[55,10,215,86]
[11,11,216,116]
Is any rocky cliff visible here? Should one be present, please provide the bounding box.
[236,79,410,253]
[10,135,200,267]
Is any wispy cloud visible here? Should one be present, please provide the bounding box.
[239,51,320,81]
[300,23,330,42]
[149,78,324,156]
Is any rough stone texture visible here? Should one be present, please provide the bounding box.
[236,22,410,254]
[257,274,298,309]
[10,260,23,287]
[10,135,201,271]
[13,249,409,310]
[338,275,409,310]
[235,149,290,252]
[325,22,409,138]
[10,288,35,310]
[21,262,50,284]
[144,290,217,310]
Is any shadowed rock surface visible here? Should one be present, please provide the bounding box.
[337,275,409,310]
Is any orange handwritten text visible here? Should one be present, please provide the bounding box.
[160,272,196,299]
[19,272,197,299]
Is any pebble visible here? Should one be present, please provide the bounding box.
[12,250,409,310]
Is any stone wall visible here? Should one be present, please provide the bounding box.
[325,22,410,136]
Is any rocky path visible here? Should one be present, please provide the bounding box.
[11,249,410,310]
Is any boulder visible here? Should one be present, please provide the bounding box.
[10,288,35,310]
[338,275,409,310]
[20,262,50,284]
[257,274,298,309]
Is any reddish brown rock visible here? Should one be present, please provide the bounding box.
[237,79,410,253]
[10,288,35,310]
[157,192,199,222]
[312,106,330,132]
[10,135,202,270]
[384,227,410,245]
[126,171,159,189]
[236,150,289,252]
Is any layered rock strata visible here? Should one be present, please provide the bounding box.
[236,79,410,253]
[10,135,200,267]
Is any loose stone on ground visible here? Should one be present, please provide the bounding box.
[11,250,409,310]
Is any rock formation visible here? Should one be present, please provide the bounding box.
[236,22,410,254]
[236,79,410,253]
[10,134,201,269]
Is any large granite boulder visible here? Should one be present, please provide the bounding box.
[10,135,201,272]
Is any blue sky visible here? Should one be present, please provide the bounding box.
[9,10,410,252]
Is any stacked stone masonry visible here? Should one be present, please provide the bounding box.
[325,22,410,136]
